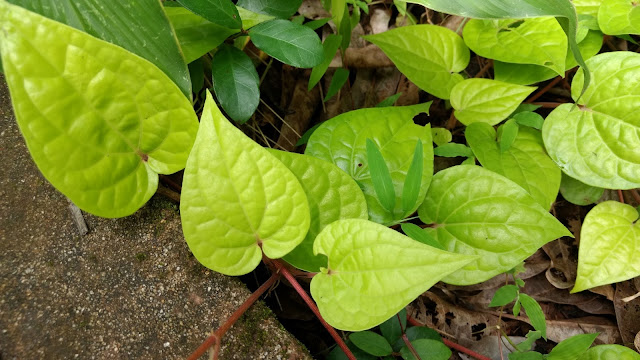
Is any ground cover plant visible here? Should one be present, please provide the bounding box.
[1,0,640,358]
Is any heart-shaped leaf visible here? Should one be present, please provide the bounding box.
[249,19,323,68]
[542,52,640,189]
[450,79,535,126]
[559,173,603,206]
[363,25,469,99]
[418,165,571,285]
[305,104,433,225]
[310,219,477,331]
[176,0,241,29]
[463,17,567,75]
[0,1,199,217]
[211,44,260,123]
[573,201,640,292]
[585,345,640,360]
[466,123,561,210]
[180,92,310,276]
[268,150,367,272]
[598,0,640,35]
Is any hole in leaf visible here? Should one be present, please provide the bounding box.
[444,311,455,326]
[357,163,363,167]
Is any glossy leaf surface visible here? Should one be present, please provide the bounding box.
[236,6,276,29]
[546,333,598,360]
[364,25,469,99]
[0,2,199,217]
[519,294,546,339]
[181,93,310,275]
[463,17,567,75]
[489,285,519,307]
[466,123,561,210]
[585,345,640,360]
[310,219,476,330]
[211,44,259,123]
[451,79,535,126]
[236,0,302,19]
[559,173,603,206]
[249,19,323,68]
[542,52,640,189]
[176,0,241,29]
[306,104,433,225]
[349,331,393,356]
[268,150,367,272]
[598,0,640,35]
[431,128,452,146]
[400,339,451,360]
[8,0,192,97]
[573,201,640,292]
[418,166,570,285]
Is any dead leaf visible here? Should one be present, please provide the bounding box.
[615,280,640,344]
[542,238,578,289]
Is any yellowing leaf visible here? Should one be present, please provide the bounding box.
[180,92,310,275]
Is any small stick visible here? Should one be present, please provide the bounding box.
[407,316,492,360]
[67,199,88,235]
[629,189,640,204]
[618,189,625,203]
[156,185,180,203]
[530,102,563,109]
[526,76,563,103]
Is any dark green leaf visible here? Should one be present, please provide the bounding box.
[290,15,305,24]
[336,1,352,50]
[211,45,259,123]
[366,139,396,213]
[249,19,323,68]
[546,333,598,360]
[498,119,519,152]
[393,326,442,352]
[327,341,378,360]
[188,58,204,94]
[176,0,241,29]
[519,294,546,339]
[489,285,519,307]
[237,0,302,19]
[400,339,451,360]
[377,93,403,107]
[349,331,393,356]
[296,122,323,146]
[433,143,473,157]
[324,68,350,101]
[559,173,603,206]
[513,111,544,130]
[309,34,342,90]
[8,0,192,98]
[304,17,331,30]
[402,140,424,213]
[515,330,542,352]
[380,309,407,344]
[401,223,445,250]
[509,352,544,360]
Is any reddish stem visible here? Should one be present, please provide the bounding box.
[530,102,563,109]
[526,76,563,103]
[618,189,625,203]
[271,259,356,360]
[407,316,492,360]
[630,189,640,204]
[187,272,279,360]
[402,333,423,360]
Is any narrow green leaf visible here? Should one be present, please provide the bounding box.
[249,19,323,68]
[268,150,368,272]
[176,0,241,29]
[585,344,640,360]
[451,79,536,126]
[513,111,544,130]
[431,128,452,146]
[364,25,469,99]
[400,339,451,360]
[0,1,199,217]
[402,140,424,213]
[401,223,445,250]
[367,139,397,213]
[296,122,323,147]
[349,331,393,356]
[518,294,547,339]
[211,44,260,123]
[546,333,598,360]
[236,0,302,19]
[380,309,407,344]
[434,143,473,158]
[513,299,522,316]
[304,17,331,30]
[310,219,477,330]
[573,201,640,292]
[377,93,403,107]
[334,1,352,50]
[598,0,640,35]
[489,285,519,307]
[509,352,544,360]
[324,68,350,101]
[418,165,571,285]
[559,173,603,206]
[180,92,310,275]
[498,119,520,152]
[515,330,543,352]
[309,34,342,90]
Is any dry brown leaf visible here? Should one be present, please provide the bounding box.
[615,280,640,344]
[542,238,578,289]
[545,317,621,344]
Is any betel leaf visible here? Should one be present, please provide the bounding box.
[546,333,598,360]
[211,44,260,124]
[450,79,536,126]
[403,0,591,95]
[402,140,424,213]
[513,111,544,130]
[559,173,603,206]
[598,0,640,35]
[585,344,640,360]
[164,5,238,64]
[349,331,393,356]
[418,165,571,285]
[463,17,567,75]
[0,1,199,217]
[466,123,561,210]
[489,284,519,307]
[574,0,602,18]
[367,139,397,213]
[236,0,303,19]
[400,339,451,360]
[401,223,445,250]
[249,19,323,68]
[431,128,452,146]
[7,0,192,98]
[518,294,547,339]
[176,0,241,29]
[268,150,367,272]
[305,104,433,225]
[542,52,640,189]
[573,201,640,292]
[309,34,342,90]
[310,219,477,330]
[180,92,310,276]
[364,25,469,99]
[498,119,519,152]
[324,68,350,102]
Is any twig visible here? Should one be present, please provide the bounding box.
[618,189,625,203]
[67,199,88,235]
[629,189,640,204]
[526,76,562,103]
[530,102,563,109]
[474,59,493,79]
[156,185,180,203]
[407,316,492,360]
